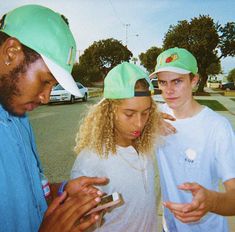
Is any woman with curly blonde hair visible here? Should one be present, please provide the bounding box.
[71,62,161,232]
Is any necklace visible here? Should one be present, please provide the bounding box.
[118,152,148,193]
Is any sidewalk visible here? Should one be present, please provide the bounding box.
[194,88,235,130]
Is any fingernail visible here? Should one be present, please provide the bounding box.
[97,190,103,196]
[95,197,101,202]
[94,215,99,220]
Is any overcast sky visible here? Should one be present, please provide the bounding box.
[1,0,235,74]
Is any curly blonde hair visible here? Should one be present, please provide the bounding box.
[75,81,161,158]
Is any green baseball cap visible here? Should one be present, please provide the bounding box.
[150,47,198,78]
[104,62,154,99]
[0,4,82,97]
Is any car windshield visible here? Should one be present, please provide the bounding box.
[53,84,65,90]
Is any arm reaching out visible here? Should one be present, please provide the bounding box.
[163,179,235,223]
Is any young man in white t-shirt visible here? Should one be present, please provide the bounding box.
[150,47,235,232]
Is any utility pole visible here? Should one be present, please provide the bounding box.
[124,23,130,46]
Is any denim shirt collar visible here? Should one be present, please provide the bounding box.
[0,104,26,123]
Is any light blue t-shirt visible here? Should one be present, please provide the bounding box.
[156,104,235,232]
[0,105,47,232]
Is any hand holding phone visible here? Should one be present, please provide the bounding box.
[86,192,121,215]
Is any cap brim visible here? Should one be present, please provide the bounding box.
[41,55,83,97]
[153,67,191,75]
[149,71,157,79]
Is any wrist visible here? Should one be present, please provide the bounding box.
[58,181,68,196]
[209,190,219,213]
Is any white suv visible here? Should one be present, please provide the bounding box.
[49,82,88,104]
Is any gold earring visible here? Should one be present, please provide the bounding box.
[13,46,20,52]
[5,60,10,66]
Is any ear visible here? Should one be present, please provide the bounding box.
[191,74,199,88]
[2,37,24,66]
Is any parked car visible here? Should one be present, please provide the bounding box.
[152,94,165,104]
[49,82,88,104]
[219,82,235,90]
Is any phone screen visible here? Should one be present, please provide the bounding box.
[99,194,113,205]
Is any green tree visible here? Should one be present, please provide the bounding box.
[131,57,138,64]
[227,68,235,82]
[73,38,132,84]
[207,62,222,80]
[71,62,90,85]
[139,47,162,73]
[163,15,235,92]
[218,22,235,58]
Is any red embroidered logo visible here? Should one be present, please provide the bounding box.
[165,53,178,63]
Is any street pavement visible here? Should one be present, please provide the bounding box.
[194,88,235,130]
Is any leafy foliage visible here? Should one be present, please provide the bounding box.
[139,47,162,73]
[162,15,235,92]
[227,68,235,82]
[207,62,222,76]
[73,38,132,84]
[218,22,235,58]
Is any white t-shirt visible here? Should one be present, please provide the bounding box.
[71,145,158,232]
[156,104,235,232]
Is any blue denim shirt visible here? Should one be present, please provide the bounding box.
[0,105,47,232]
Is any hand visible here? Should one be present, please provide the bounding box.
[66,176,109,196]
[39,191,103,232]
[160,112,176,121]
[163,182,213,223]
[159,112,176,136]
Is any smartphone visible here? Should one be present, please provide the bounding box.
[86,192,121,215]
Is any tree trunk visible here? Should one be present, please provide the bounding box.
[196,73,208,93]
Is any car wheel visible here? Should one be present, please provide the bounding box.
[70,95,75,103]
[82,93,88,102]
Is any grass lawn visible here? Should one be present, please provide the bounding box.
[196,99,228,111]
[230,98,235,102]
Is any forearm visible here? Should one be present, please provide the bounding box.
[210,189,235,216]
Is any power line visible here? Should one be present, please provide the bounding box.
[108,0,124,26]
[108,0,130,45]
[108,0,139,46]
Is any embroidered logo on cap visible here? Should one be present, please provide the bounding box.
[165,53,178,63]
